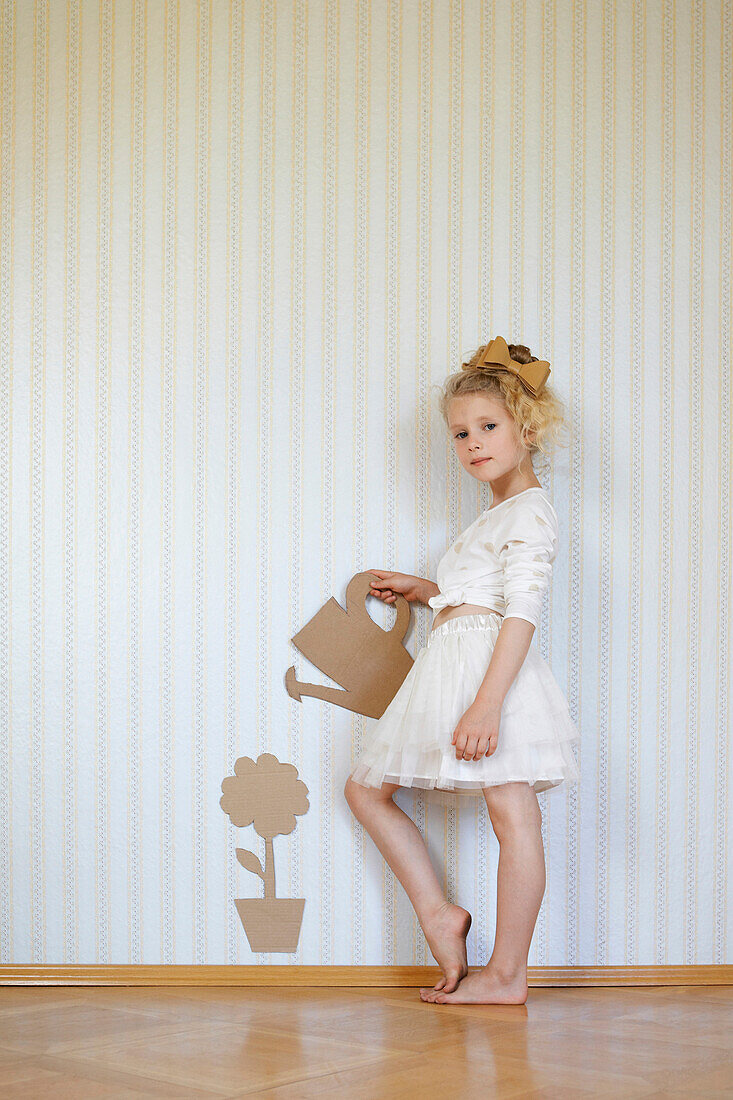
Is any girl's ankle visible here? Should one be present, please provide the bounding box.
[485,961,527,985]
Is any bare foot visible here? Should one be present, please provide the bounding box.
[420,964,528,1004]
[419,902,472,993]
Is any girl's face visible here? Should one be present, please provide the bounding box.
[447,392,533,486]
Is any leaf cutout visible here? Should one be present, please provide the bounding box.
[236,847,265,879]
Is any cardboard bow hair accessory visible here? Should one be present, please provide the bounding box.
[463,335,550,397]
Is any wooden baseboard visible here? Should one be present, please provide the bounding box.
[0,965,731,987]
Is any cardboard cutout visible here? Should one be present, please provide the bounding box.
[220,753,309,953]
[285,571,414,718]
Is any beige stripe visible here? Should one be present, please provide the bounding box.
[715,0,732,967]
[63,0,81,965]
[568,0,586,968]
[349,0,370,966]
[0,0,15,965]
[225,0,242,969]
[655,0,676,968]
[685,0,704,965]
[127,0,145,967]
[31,0,48,965]
[287,0,308,966]
[193,0,210,969]
[624,0,647,969]
[382,0,402,966]
[160,0,179,965]
[94,0,113,964]
[258,0,275,965]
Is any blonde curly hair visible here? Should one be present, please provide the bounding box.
[436,341,570,475]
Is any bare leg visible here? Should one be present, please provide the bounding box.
[344,776,471,992]
[420,781,544,1004]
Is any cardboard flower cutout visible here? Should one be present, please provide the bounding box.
[220,752,309,953]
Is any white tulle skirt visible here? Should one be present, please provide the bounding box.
[349,612,580,800]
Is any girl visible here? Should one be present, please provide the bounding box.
[343,336,580,1006]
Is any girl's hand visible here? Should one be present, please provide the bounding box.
[367,570,427,606]
[451,698,502,761]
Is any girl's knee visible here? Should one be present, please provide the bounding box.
[343,775,360,807]
[343,775,395,811]
[484,781,541,833]
[343,775,372,810]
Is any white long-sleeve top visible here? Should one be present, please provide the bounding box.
[427,486,559,629]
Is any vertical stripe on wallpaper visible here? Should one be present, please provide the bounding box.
[0,0,14,965]
[444,0,463,954]
[685,0,703,967]
[30,0,48,966]
[411,0,432,968]
[193,0,211,969]
[597,0,616,969]
[476,0,495,967]
[350,0,369,966]
[94,0,113,965]
[160,0,178,966]
[627,0,646,968]
[509,0,526,959]
[382,0,400,967]
[510,0,524,338]
[716,0,732,966]
[320,0,338,966]
[257,0,274,967]
[657,0,675,968]
[225,0,242,969]
[288,0,307,966]
[128,0,145,967]
[63,0,81,967]
[568,0,585,968]
[536,0,557,970]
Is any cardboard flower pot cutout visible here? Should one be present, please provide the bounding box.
[220,753,310,953]
[285,571,414,719]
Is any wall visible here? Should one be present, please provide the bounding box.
[1,0,730,966]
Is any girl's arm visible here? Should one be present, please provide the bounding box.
[474,617,535,706]
[475,501,558,705]
[451,617,535,761]
[452,503,557,761]
[368,572,439,606]
[417,578,440,604]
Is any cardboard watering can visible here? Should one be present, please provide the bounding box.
[284,571,414,719]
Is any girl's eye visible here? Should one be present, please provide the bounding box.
[454,424,495,439]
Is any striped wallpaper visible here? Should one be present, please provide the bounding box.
[1,0,730,967]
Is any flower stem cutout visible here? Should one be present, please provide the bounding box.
[220,753,310,953]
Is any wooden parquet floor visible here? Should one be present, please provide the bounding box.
[0,984,731,1097]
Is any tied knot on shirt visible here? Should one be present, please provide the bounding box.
[428,491,560,630]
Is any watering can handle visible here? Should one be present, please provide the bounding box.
[345,572,410,643]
